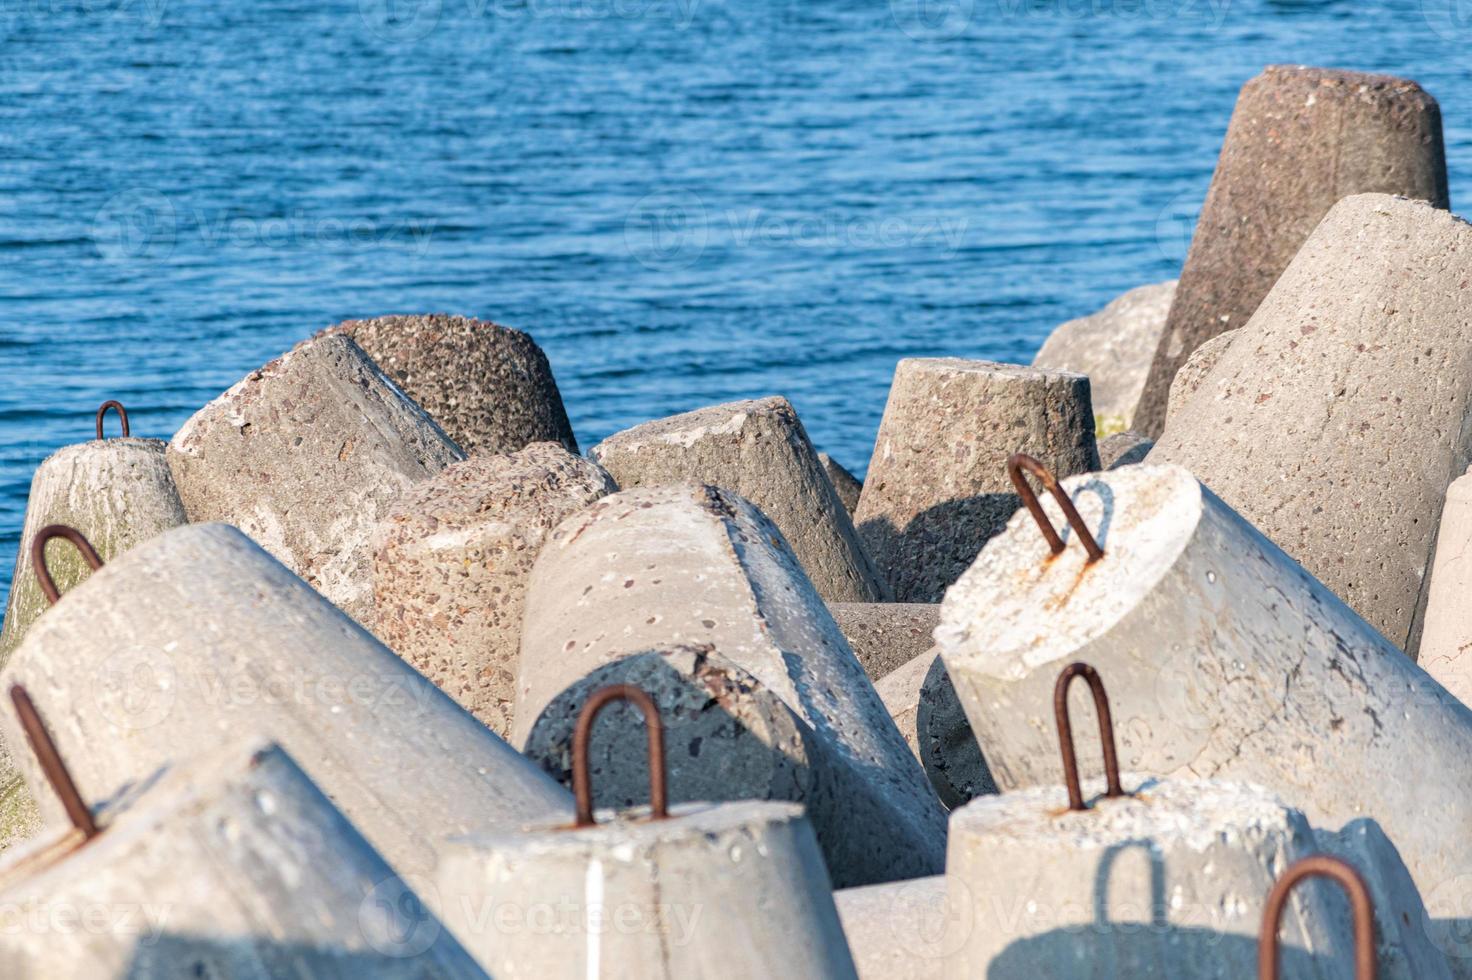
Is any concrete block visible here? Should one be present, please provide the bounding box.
[834,876,950,980]
[0,738,485,977]
[875,649,994,809]
[936,461,1472,968]
[945,774,1360,977]
[1096,431,1154,470]
[1152,194,1472,654]
[828,601,939,680]
[0,522,572,880]
[371,443,616,736]
[516,483,947,886]
[590,397,887,602]
[855,359,1099,602]
[1164,328,1237,427]
[1417,471,1472,705]
[1134,66,1448,435]
[167,334,465,622]
[324,312,577,455]
[820,452,863,515]
[1031,280,1176,434]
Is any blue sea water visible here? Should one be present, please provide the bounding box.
[0,0,1469,592]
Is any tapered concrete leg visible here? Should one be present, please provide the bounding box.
[876,650,993,809]
[937,462,1472,969]
[436,801,857,979]
[517,483,947,887]
[1134,65,1448,436]
[944,776,1358,978]
[820,452,863,515]
[0,739,485,978]
[1418,472,1472,706]
[829,602,939,680]
[855,359,1099,602]
[322,313,577,455]
[590,397,887,602]
[1031,280,1176,434]
[834,876,950,980]
[1096,431,1154,470]
[1152,194,1472,655]
[0,522,571,880]
[1163,329,1237,427]
[167,334,465,622]
[372,443,616,736]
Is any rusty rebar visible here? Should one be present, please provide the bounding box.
[1054,661,1125,811]
[95,400,130,440]
[30,524,104,606]
[1259,855,1376,980]
[1007,452,1104,563]
[9,685,98,840]
[571,684,669,827]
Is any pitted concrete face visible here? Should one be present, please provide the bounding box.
[437,801,857,979]
[324,313,578,456]
[829,602,939,681]
[937,463,1198,681]
[0,739,485,978]
[373,442,616,736]
[168,333,465,622]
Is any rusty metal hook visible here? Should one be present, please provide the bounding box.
[9,685,99,840]
[1259,855,1376,980]
[1054,662,1126,811]
[1007,453,1104,563]
[95,400,130,440]
[572,684,669,827]
[30,524,104,606]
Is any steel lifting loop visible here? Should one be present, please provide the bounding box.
[1259,855,1376,980]
[30,525,104,607]
[1054,662,1126,812]
[95,400,130,440]
[1007,453,1104,563]
[572,684,669,827]
[9,685,99,840]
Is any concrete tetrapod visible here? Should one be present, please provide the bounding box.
[0,715,485,978]
[835,876,952,980]
[1150,193,1472,655]
[1417,471,1472,707]
[1163,328,1238,428]
[875,649,994,809]
[829,601,939,681]
[1096,430,1154,470]
[323,313,578,455]
[1134,66,1448,436]
[371,443,617,736]
[820,452,863,515]
[515,483,947,887]
[437,685,858,979]
[855,359,1099,602]
[943,664,1372,978]
[936,460,1472,970]
[0,522,572,882]
[590,397,887,602]
[167,334,465,622]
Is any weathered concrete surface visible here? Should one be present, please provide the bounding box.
[835,876,950,980]
[0,522,571,881]
[324,312,577,455]
[520,645,818,813]
[876,649,994,810]
[944,775,1360,977]
[1096,430,1154,470]
[855,359,1099,602]
[372,443,616,736]
[0,740,485,978]
[516,483,947,887]
[937,462,1472,969]
[1164,328,1238,427]
[829,601,939,680]
[1152,194,1472,654]
[1419,471,1472,706]
[437,801,857,979]
[590,397,887,602]
[167,333,465,622]
[820,452,863,515]
[1134,65,1448,436]
[1032,280,1176,435]
[1315,820,1453,980]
